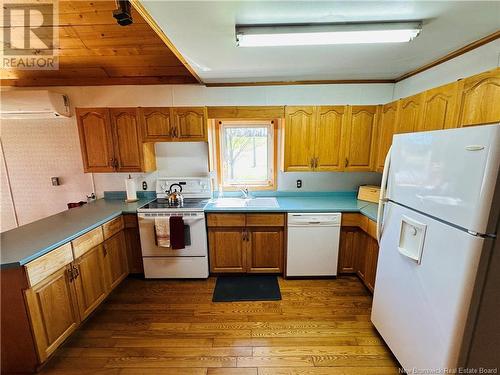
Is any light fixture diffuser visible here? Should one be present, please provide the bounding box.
[236,22,422,47]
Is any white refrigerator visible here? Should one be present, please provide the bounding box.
[372,124,500,371]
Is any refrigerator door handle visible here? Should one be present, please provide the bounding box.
[377,146,392,244]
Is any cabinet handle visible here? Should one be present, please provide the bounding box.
[310,158,314,169]
[169,127,174,138]
[174,127,179,138]
[314,157,319,168]
[73,265,79,279]
[345,158,349,167]
[103,246,108,257]
[67,267,74,282]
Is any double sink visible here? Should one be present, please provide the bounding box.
[212,197,279,208]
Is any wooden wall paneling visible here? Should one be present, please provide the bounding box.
[207,106,285,119]
[458,68,500,127]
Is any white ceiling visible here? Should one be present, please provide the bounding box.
[141,1,500,83]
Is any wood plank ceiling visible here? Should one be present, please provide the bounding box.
[0,1,199,86]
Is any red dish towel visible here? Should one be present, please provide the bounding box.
[169,216,185,249]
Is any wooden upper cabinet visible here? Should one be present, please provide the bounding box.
[418,81,461,132]
[24,265,80,362]
[76,108,115,172]
[284,106,316,171]
[110,108,143,172]
[140,107,174,141]
[76,107,156,173]
[314,106,345,171]
[172,107,207,141]
[343,106,378,171]
[375,101,398,172]
[459,68,500,127]
[396,93,423,134]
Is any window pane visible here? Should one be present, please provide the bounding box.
[222,126,270,185]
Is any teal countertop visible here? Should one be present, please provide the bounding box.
[0,191,378,269]
[0,196,154,269]
[204,192,378,220]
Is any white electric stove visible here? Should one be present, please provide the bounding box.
[137,177,211,278]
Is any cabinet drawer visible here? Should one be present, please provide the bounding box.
[25,243,74,287]
[207,213,246,227]
[103,216,124,239]
[246,214,285,227]
[72,226,104,259]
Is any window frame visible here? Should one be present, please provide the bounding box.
[215,119,278,191]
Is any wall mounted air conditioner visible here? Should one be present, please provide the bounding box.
[0,90,71,119]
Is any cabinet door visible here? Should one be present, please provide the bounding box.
[103,231,129,291]
[354,230,368,282]
[314,106,345,171]
[396,94,423,134]
[76,108,114,172]
[344,106,378,171]
[123,214,144,274]
[247,228,283,274]
[208,228,246,273]
[140,107,174,141]
[24,265,80,362]
[338,227,358,274]
[375,101,398,172]
[73,245,108,320]
[418,81,461,132]
[172,107,207,141]
[459,68,500,127]
[364,236,380,293]
[284,106,315,171]
[110,108,143,172]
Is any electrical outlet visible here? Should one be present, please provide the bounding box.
[296,179,302,189]
[142,181,148,190]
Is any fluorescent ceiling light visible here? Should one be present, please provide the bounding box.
[236,22,422,47]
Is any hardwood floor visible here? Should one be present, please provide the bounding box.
[38,276,400,375]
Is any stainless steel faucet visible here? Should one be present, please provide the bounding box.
[240,187,250,199]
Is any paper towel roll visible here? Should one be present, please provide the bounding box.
[125,176,137,202]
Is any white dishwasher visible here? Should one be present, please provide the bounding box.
[286,213,341,277]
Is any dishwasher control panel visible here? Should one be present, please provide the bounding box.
[287,212,341,226]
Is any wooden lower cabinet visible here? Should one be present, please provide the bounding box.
[207,213,285,274]
[123,214,144,274]
[103,231,129,290]
[247,228,283,273]
[24,265,80,362]
[338,221,379,293]
[208,228,247,273]
[73,244,108,320]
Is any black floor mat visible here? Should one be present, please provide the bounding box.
[212,275,282,302]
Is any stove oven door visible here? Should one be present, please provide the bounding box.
[138,212,207,257]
